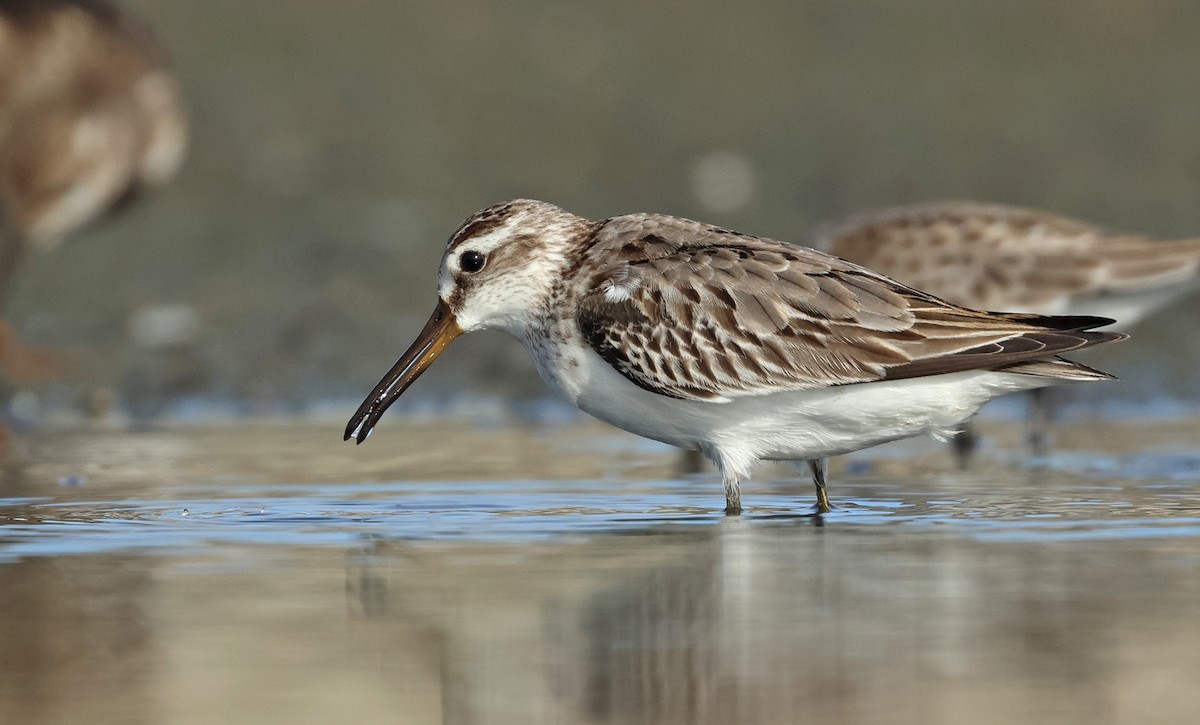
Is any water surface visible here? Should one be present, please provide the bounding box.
[1,418,1198,724]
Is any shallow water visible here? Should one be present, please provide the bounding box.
[1,417,1199,724]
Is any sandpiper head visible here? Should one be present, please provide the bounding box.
[436,198,591,332]
[345,199,592,442]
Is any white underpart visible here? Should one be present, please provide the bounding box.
[523,330,1070,483]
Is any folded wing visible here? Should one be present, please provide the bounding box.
[575,214,1125,402]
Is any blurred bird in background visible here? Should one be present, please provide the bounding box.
[814,201,1200,463]
[0,0,187,382]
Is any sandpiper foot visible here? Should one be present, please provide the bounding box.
[723,477,742,515]
[806,458,833,514]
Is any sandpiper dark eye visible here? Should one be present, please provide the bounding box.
[459,250,486,273]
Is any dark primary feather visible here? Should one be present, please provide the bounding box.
[573,214,1126,402]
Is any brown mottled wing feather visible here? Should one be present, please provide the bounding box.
[575,214,1123,402]
[818,202,1200,311]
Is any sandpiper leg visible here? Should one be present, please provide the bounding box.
[723,476,742,515]
[698,442,745,515]
[951,422,979,470]
[807,458,832,514]
[677,448,706,475]
[1027,388,1054,457]
[0,225,28,313]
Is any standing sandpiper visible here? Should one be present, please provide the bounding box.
[0,0,188,306]
[0,0,187,392]
[815,201,1200,460]
[346,200,1126,514]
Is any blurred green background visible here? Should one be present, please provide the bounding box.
[10,0,1200,416]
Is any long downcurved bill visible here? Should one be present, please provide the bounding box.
[344,300,462,443]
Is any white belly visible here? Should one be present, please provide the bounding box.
[533,339,1057,472]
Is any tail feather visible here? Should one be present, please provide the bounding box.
[998,356,1117,381]
[993,317,1127,382]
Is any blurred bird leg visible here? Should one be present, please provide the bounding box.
[0,223,26,313]
[1026,387,1055,457]
[0,320,75,385]
[675,448,707,475]
[951,422,980,470]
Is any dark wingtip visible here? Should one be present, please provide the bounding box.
[1009,314,1119,332]
[1071,315,1118,331]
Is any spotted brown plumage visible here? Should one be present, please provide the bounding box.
[815,201,1200,319]
[0,0,187,306]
